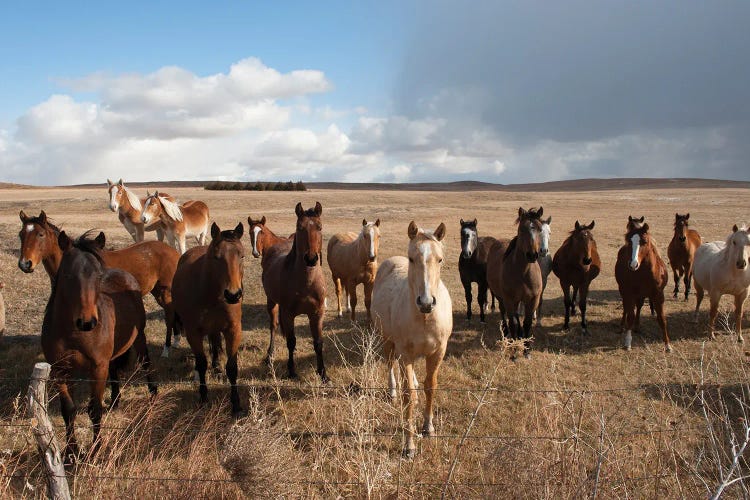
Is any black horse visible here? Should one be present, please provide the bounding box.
[458,218,498,323]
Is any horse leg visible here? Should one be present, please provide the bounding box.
[108,352,128,409]
[623,296,636,350]
[156,226,165,242]
[684,266,693,301]
[652,294,671,352]
[634,297,644,334]
[498,297,509,336]
[224,326,244,416]
[280,312,298,379]
[347,279,358,321]
[153,286,178,358]
[87,364,108,458]
[57,380,78,463]
[579,283,591,335]
[708,292,721,340]
[133,324,157,396]
[135,224,145,243]
[522,299,536,357]
[693,281,705,323]
[178,233,187,255]
[735,291,747,343]
[265,300,278,367]
[210,331,223,374]
[333,276,344,318]
[423,347,446,437]
[562,282,572,331]
[571,287,578,316]
[400,359,417,458]
[536,290,543,327]
[364,280,374,323]
[491,291,497,311]
[187,331,209,404]
[462,276,473,321]
[478,280,488,324]
[672,267,680,298]
[384,339,398,401]
[309,312,329,383]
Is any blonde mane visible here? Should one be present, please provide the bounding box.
[159,196,183,221]
[123,186,142,211]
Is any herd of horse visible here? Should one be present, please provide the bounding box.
[9,179,750,460]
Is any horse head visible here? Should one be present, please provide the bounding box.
[247,215,268,258]
[362,218,381,262]
[209,222,245,304]
[18,210,57,273]
[674,213,690,242]
[626,223,651,271]
[573,220,596,266]
[539,216,552,257]
[627,215,645,232]
[295,202,323,267]
[106,179,124,212]
[516,207,543,263]
[729,224,750,270]
[459,218,478,259]
[407,221,446,314]
[56,231,106,331]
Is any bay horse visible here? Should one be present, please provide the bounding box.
[667,213,702,300]
[458,218,497,323]
[620,215,655,324]
[140,191,210,254]
[521,215,553,326]
[552,220,601,334]
[106,179,167,242]
[247,215,292,260]
[261,202,328,381]
[614,223,671,351]
[18,210,182,357]
[371,221,452,458]
[486,207,543,356]
[172,222,245,416]
[327,218,381,321]
[43,231,156,461]
[692,224,750,342]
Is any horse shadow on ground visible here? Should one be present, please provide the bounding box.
[643,382,750,430]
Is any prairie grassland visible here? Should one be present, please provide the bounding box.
[0,185,749,498]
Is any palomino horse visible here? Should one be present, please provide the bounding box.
[140,191,210,254]
[262,202,328,381]
[106,179,167,242]
[18,210,182,357]
[247,215,291,259]
[615,223,671,351]
[172,222,245,416]
[327,219,381,321]
[371,221,452,458]
[43,232,156,461]
[487,207,543,356]
[458,218,497,323]
[552,221,601,334]
[693,224,750,342]
[667,213,702,300]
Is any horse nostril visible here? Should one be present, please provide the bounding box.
[224,289,243,304]
[252,250,260,258]
[583,257,592,265]
[416,296,422,306]
[432,296,436,306]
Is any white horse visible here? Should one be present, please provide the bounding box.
[371,221,452,458]
[693,224,750,342]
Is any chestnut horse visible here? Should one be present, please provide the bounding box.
[327,219,381,321]
[615,223,670,351]
[172,222,245,416]
[247,215,291,260]
[141,191,210,254]
[262,202,328,381]
[552,220,601,334]
[693,224,750,342]
[458,218,498,323]
[43,232,156,461]
[18,210,182,357]
[371,221,452,458]
[106,179,167,242]
[487,207,543,356]
[667,213,702,300]
[620,215,655,324]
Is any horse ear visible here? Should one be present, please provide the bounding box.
[434,222,447,241]
[95,232,106,249]
[118,179,123,186]
[537,207,543,218]
[58,231,72,252]
[575,220,581,230]
[686,213,690,220]
[234,222,244,238]
[472,218,477,226]
[642,223,649,233]
[39,211,47,223]
[314,201,322,216]
[146,190,151,197]
[106,179,113,187]
[733,224,739,233]
[19,210,28,222]
[363,219,367,226]
[545,216,551,225]
[518,207,525,218]
[589,220,595,230]
[295,202,304,217]
[154,190,159,197]
[211,222,221,240]
[247,216,253,225]
[639,216,644,223]
[375,218,380,227]
[260,216,266,225]
[407,221,419,240]
[460,218,464,225]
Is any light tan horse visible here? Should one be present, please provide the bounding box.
[693,224,750,342]
[106,179,167,242]
[327,219,381,321]
[371,221,452,458]
[140,191,210,254]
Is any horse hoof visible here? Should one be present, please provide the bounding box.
[337,312,343,318]
[480,319,486,324]
[173,336,181,348]
[623,331,632,350]
[232,408,247,419]
[738,336,745,343]
[665,343,673,353]
[160,346,170,358]
[422,425,435,437]
[401,448,415,459]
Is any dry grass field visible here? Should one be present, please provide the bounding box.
[0,184,749,498]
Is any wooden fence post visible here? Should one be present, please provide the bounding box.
[27,362,71,500]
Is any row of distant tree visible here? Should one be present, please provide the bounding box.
[204,180,307,191]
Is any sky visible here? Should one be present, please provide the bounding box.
[1,1,749,185]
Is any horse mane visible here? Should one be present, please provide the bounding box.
[218,229,242,241]
[504,236,518,258]
[159,196,184,221]
[124,187,142,211]
[300,207,320,218]
[73,231,106,265]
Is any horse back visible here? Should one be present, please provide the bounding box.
[327,231,361,277]
[102,241,179,295]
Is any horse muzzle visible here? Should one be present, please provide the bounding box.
[18,259,34,273]
[252,249,261,258]
[461,250,473,259]
[582,256,592,266]
[224,288,243,304]
[416,295,436,314]
[539,248,549,257]
[629,261,640,271]
[109,203,118,212]
[304,253,319,267]
[526,252,538,263]
[678,236,686,242]
[737,260,748,270]
[75,317,98,331]
[368,255,377,262]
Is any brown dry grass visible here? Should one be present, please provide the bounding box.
[1,185,750,498]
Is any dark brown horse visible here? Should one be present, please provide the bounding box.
[667,213,702,300]
[486,207,543,356]
[458,218,498,323]
[552,221,601,334]
[262,202,328,381]
[621,214,655,321]
[172,222,245,416]
[43,232,156,462]
[247,215,291,260]
[18,210,182,357]
[615,223,671,351]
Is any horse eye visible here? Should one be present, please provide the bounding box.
[438,258,443,263]
[409,257,414,263]
[38,232,45,238]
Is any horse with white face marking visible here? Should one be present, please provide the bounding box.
[371,221,452,458]
[140,191,210,254]
[520,215,553,326]
[247,216,291,260]
[693,224,750,342]
[327,219,381,321]
[614,223,670,351]
[458,218,498,323]
[106,179,167,242]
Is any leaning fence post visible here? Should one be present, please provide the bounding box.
[27,362,71,500]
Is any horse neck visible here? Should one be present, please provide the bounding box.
[264,226,285,246]
[118,190,139,218]
[42,230,63,282]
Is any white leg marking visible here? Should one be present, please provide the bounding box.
[161,346,170,358]
[624,330,632,350]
